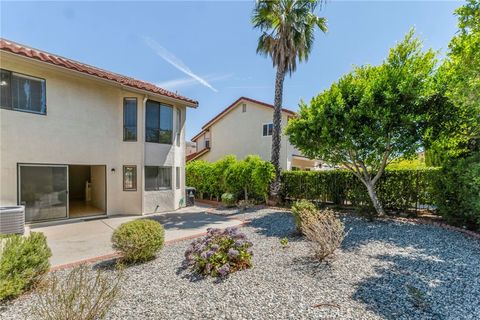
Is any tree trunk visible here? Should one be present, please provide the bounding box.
[270,66,286,199]
[365,182,385,216]
[244,187,248,201]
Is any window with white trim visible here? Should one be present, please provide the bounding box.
[262,123,273,136]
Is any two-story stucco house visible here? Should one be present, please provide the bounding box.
[187,97,321,170]
[0,39,198,224]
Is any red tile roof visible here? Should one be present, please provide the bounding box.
[186,147,210,162]
[191,96,295,141]
[0,38,198,107]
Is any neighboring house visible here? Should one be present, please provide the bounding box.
[187,97,321,170]
[0,39,198,224]
[185,141,197,157]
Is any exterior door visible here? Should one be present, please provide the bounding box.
[19,164,69,222]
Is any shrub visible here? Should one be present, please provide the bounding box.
[221,193,236,207]
[282,168,441,212]
[184,227,253,277]
[31,264,121,320]
[237,199,255,211]
[302,208,345,261]
[111,219,165,263]
[0,232,52,301]
[434,152,480,231]
[291,200,319,233]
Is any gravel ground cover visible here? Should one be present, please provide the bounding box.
[1,208,480,320]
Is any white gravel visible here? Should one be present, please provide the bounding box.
[1,208,479,319]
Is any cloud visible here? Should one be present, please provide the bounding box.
[227,85,271,89]
[142,35,218,92]
[157,74,232,91]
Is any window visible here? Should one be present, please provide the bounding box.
[262,123,273,136]
[123,98,137,141]
[145,166,171,191]
[1,69,46,114]
[176,167,181,189]
[146,100,173,144]
[242,103,246,113]
[123,166,137,191]
[205,139,210,149]
[176,108,181,147]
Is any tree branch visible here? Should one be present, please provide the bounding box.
[372,149,391,185]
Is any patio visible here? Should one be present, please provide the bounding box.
[29,205,244,268]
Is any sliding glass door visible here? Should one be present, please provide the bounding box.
[19,164,68,222]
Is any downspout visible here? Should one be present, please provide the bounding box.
[141,95,148,215]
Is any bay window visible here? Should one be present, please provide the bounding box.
[146,100,173,144]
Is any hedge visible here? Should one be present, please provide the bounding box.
[281,168,441,212]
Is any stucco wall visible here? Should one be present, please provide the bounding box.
[195,100,294,169]
[0,54,187,217]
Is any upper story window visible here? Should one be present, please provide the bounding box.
[205,139,210,149]
[146,100,173,144]
[262,123,273,136]
[242,103,246,112]
[0,69,46,115]
[123,98,137,141]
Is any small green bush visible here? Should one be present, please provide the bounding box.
[0,232,52,301]
[291,200,319,233]
[31,264,122,320]
[435,152,480,231]
[111,219,165,263]
[221,193,236,207]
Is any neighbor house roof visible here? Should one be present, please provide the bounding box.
[191,97,295,141]
[186,147,210,162]
[0,38,198,107]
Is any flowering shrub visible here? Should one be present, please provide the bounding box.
[184,227,253,277]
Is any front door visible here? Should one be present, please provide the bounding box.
[19,164,69,223]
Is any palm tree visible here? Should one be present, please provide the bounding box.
[252,0,327,200]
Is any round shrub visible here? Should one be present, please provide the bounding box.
[291,199,319,233]
[0,232,52,301]
[221,193,236,207]
[184,227,253,277]
[111,219,165,263]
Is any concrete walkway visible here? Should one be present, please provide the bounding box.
[29,205,244,268]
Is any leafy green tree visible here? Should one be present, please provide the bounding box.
[185,160,215,199]
[211,155,237,199]
[252,0,327,198]
[224,155,273,201]
[252,160,276,203]
[286,30,437,216]
[426,0,480,161]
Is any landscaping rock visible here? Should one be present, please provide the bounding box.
[1,208,479,319]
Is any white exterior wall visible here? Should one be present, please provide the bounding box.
[195,100,296,169]
[0,54,188,217]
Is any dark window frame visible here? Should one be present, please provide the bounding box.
[145,100,173,145]
[123,165,137,191]
[123,97,138,141]
[0,68,47,115]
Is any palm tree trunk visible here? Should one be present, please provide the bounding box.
[270,66,286,200]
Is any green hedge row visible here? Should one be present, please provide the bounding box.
[281,168,441,212]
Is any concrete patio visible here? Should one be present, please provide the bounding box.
[29,205,244,268]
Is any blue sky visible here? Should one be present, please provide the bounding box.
[1,1,461,139]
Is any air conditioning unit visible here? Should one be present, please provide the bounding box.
[0,205,25,235]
